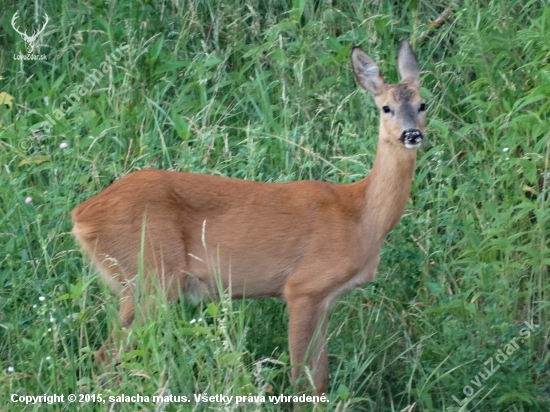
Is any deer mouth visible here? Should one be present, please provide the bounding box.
[400,129,423,149]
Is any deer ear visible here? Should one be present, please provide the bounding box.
[351,47,387,96]
[397,40,420,86]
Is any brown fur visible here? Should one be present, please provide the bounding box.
[71,40,426,395]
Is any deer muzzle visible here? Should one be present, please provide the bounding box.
[400,129,423,149]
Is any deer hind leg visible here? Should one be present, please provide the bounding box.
[86,227,187,367]
[81,244,137,367]
[285,276,333,396]
[94,290,135,366]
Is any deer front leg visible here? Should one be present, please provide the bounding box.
[286,292,331,395]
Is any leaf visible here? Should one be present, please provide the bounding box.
[337,384,349,400]
[420,86,434,99]
[218,352,246,366]
[148,35,164,64]
[292,0,306,21]
[429,118,449,139]
[0,91,14,108]
[497,391,536,405]
[73,279,83,298]
[172,113,190,140]
[326,36,342,52]
[51,73,67,91]
[207,302,219,317]
[512,92,547,112]
[374,16,390,33]
[77,308,92,322]
[522,184,538,196]
[18,155,50,166]
[124,349,147,360]
[204,55,222,68]
[153,60,190,76]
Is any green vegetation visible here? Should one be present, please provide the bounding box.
[1,0,549,410]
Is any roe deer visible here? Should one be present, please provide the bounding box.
[71,40,426,395]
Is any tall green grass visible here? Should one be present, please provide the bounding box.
[1,0,549,410]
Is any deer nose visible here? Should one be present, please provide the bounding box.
[400,129,423,147]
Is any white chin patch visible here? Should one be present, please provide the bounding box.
[404,141,421,149]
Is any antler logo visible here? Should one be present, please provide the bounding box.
[11,12,49,54]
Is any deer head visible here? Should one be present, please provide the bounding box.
[351,41,426,150]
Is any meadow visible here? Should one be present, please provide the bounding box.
[1,0,549,410]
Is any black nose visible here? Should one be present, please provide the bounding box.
[400,129,423,145]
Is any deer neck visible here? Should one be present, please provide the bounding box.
[357,137,417,247]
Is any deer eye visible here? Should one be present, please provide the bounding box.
[419,103,426,112]
[382,106,391,114]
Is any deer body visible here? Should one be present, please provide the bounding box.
[72,40,426,395]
